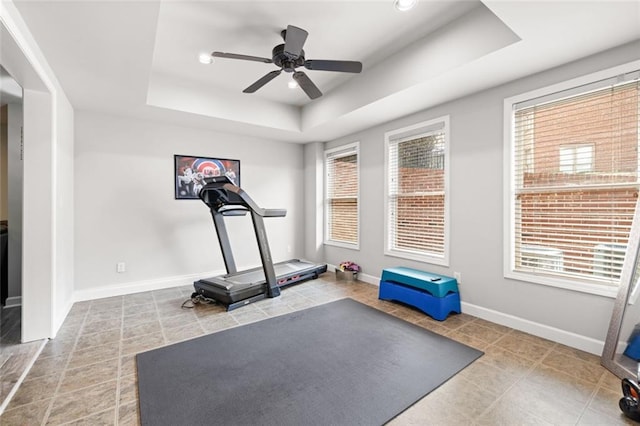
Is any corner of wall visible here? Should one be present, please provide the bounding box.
[303,142,325,263]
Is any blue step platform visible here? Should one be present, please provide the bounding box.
[625,334,640,361]
[381,267,458,297]
[378,267,460,321]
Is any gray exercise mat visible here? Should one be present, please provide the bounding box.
[137,298,483,426]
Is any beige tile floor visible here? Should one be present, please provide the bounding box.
[0,273,634,425]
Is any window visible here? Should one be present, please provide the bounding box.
[385,116,450,265]
[559,144,593,173]
[324,142,359,248]
[505,65,640,296]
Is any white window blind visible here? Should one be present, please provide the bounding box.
[325,143,359,247]
[512,74,640,287]
[386,117,449,263]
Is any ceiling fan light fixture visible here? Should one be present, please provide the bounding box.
[198,53,213,65]
[211,24,362,100]
[394,0,417,12]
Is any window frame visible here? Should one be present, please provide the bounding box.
[503,60,640,298]
[323,141,360,249]
[384,116,451,266]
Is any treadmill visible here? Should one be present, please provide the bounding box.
[193,176,327,310]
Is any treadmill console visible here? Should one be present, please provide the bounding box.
[202,175,234,186]
[199,176,241,211]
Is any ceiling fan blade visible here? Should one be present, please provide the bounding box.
[212,52,272,64]
[243,70,282,93]
[293,71,322,99]
[284,25,308,57]
[304,60,362,73]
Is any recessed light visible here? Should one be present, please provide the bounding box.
[199,53,213,65]
[394,0,417,12]
[288,80,298,89]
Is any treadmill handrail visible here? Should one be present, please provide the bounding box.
[219,206,249,216]
[263,209,286,217]
[199,176,287,218]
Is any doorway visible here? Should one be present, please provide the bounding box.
[1,64,23,310]
[0,8,65,411]
[1,12,62,345]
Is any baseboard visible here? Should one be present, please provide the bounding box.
[52,298,75,339]
[356,272,378,285]
[4,296,21,308]
[73,270,225,302]
[461,301,605,356]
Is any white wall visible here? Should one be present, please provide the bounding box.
[73,111,305,300]
[54,97,74,331]
[318,40,640,353]
[22,89,53,338]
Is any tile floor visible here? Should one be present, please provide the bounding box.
[0,273,634,425]
[0,306,46,410]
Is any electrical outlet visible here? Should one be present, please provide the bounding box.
[454,271,461,283]
[117,262,126,273]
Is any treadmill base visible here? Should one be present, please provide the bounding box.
[193,260,327,311]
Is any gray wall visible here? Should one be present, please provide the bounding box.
[74,110,305,299]
[317,41,640,346]
[304,142,324,263]
[1,109,6,221]
[6,103,22,305]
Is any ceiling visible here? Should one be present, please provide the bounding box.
[8,0,640,143]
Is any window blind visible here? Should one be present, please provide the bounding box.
[387,125,446,258]
[512,77,640,286]
[325,145,359,245]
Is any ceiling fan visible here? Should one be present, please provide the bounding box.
[212,25,363,100]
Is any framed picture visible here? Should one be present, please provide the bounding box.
[174,155,241,199]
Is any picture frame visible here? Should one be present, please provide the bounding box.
[174,154,241,199]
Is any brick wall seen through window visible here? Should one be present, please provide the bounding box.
[325,144,359,247]
[513,79,639,285]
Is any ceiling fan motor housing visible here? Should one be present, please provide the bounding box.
[272,44,305,72]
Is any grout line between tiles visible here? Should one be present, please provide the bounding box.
[472,337,553,421]
[0,337,47,416]
[153,292,169,350]
[40,304,91,425]
[114,296,125,426]
[57,406,116,426]
[575,365,618,425]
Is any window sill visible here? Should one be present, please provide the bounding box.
[384,249,449,267]
[324,240,360,250]
[504,270,618,298]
